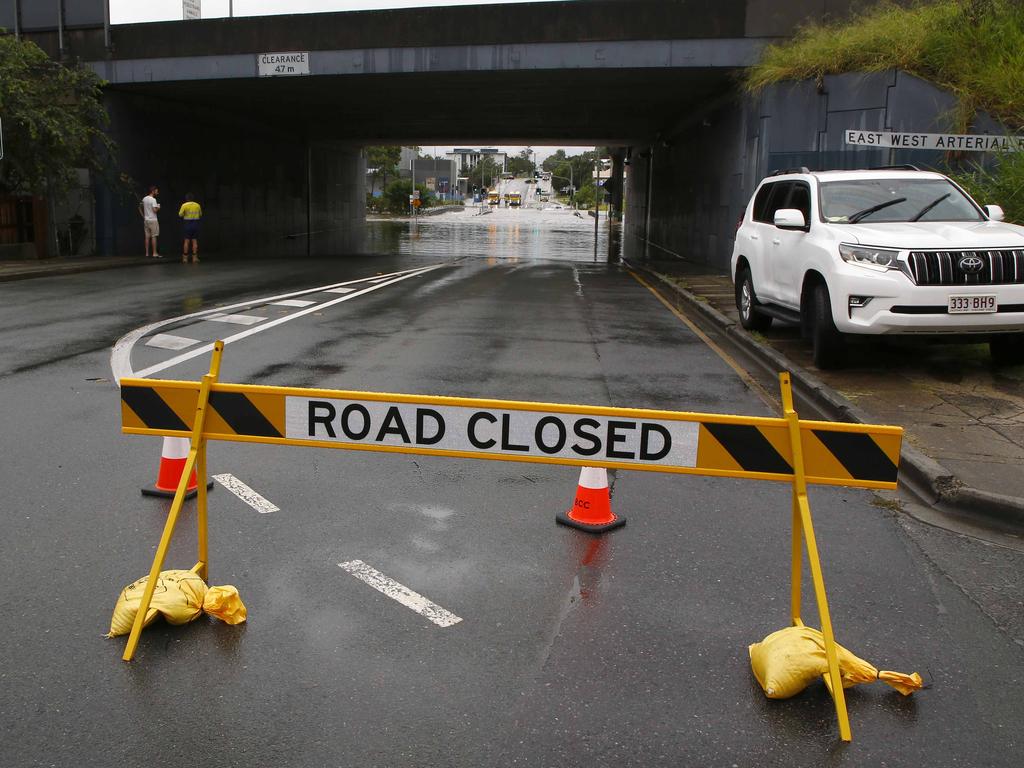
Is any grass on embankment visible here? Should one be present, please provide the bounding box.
[745,0,1024,132]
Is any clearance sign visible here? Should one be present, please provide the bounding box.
[121,379,902,488]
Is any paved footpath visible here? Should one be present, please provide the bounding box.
[628,250,1024,535]
[0,255,155,282]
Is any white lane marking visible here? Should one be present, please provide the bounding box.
[206,312,266,326]
[111,264,440,385]
[145,333,201,351]
[323,287,356,294]
[271,299,316,307]
[338,560,462,628]
[131,265,446,379]
[110,264,446,385]
[212,473,279,514]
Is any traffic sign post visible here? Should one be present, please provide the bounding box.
[117,345,903,742]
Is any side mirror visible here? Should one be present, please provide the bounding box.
[774,208,807,230]
[985,204,1005,222]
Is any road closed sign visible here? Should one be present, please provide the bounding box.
[121,379,903,487]
[286,396,698,468]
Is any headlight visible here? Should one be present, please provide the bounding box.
[839,243,900,271]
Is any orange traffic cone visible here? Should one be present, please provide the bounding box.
[141,436,212,499]
[556,467,625,533]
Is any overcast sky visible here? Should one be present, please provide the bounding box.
[109,1,590,163]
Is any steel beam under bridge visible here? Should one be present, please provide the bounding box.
[89,39,761,145]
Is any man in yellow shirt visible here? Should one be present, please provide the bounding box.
[178,193,203,263]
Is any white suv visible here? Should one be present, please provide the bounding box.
[731,167,1024,368]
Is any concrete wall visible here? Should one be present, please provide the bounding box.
[625,70,1001,272]
[96,91,364,258]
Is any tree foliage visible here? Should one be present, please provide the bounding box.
[366,145,402,192]
[0,34,119,198]
[543,149,603,199]
[465,156,501,190]
[505,148,535,177]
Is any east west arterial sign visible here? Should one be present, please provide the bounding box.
[845,129,1023,152]
[121,379,903,489]
[257,52,311,77]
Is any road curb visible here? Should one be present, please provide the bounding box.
[626,259,1024,531]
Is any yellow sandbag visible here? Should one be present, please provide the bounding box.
[203,585,247,625]
[749,626,923,699]
[107,570,247,637]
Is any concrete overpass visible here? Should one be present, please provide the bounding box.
[4,0,869,260]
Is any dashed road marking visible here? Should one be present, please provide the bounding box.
[271,299,316,307]
[146,333,201,351]
[206,313,266,326]
[323,287,356,294]
[338,560,463,627]
[212,473,280,513]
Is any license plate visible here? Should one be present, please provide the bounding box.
[948,294,997,313]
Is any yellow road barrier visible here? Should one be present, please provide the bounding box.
[118,344,904,742]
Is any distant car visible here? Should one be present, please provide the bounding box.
[731,167,1024,368]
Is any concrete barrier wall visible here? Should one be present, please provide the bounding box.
[625,70,1001,272]
[95,91,364,258]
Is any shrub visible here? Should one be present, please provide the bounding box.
[746,0,1024,131]
[382,179,435,214]
[950,150,1024,223]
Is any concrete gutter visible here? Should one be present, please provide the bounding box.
[626,259,1024,533]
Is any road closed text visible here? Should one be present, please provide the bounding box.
[284,397,700,468]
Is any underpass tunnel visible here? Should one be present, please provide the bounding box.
[92,60,744,261]
[7,1,899,270]
[8,0,834,263]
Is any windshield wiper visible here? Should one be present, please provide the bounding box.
[910,193,951,221]
[847,197,908,224]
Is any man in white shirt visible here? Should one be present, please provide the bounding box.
[139,185,162,258]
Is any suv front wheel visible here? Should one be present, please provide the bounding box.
[735,268,773,331]
[807,283,846,369]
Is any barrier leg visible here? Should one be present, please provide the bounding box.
[121,448,197,661]
[196,440,209,581]
[122,341,224,662]
[780,373,852,743]
[791,490,803,627]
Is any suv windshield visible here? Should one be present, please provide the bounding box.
[819,178,983,223]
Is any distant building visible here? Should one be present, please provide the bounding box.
[399,147,418,169]
[399,153,460,200]
[445,148,508,175]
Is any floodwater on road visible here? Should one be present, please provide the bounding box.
[366,206,615,263]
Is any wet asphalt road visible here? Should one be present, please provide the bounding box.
[1,209,1022,767]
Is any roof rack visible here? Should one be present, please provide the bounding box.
[768,167,811,176]
[867,164,921,171]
